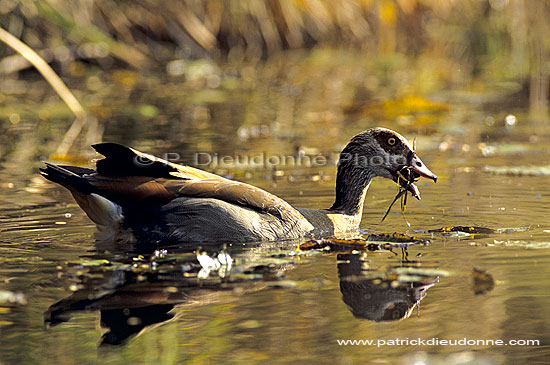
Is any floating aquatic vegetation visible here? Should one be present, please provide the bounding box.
[472,268,495,295]
[429,226,495,235]
[483,165,550,176]
[300,233,429,252]
[366,232,429,244]
[428,226,529,238]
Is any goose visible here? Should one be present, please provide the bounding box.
[40,128,437,244]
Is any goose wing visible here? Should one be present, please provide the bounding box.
[85,143,303,220]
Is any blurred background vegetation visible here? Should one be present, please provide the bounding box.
[0,0,549,165]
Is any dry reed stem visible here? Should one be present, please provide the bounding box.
[0,26,88,155]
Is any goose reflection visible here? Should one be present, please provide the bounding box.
[44,242,441,345]
[337,252,438,321]
[46,269,187,345]
[45,246,278,345]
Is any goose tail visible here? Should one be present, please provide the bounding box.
[40,163,127,240]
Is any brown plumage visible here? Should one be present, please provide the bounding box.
[40,128,437,244]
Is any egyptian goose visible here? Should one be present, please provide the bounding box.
[40,128,437,244]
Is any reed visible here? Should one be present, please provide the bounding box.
[0,26,89,154]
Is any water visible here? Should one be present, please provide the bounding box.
[2,54,550,364]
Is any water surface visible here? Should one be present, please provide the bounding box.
[1,54,550,364]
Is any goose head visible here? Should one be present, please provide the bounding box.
[332,128,437,215]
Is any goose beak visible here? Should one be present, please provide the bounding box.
[410,155,437,183]
[406,154,436,200]
[395,154,437,201]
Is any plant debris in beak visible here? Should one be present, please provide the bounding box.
[382,165,420,226]
[382,139,436,226]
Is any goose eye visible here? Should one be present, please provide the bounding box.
[387,137,396,146]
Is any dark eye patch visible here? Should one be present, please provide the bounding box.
[373,130,406,154]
